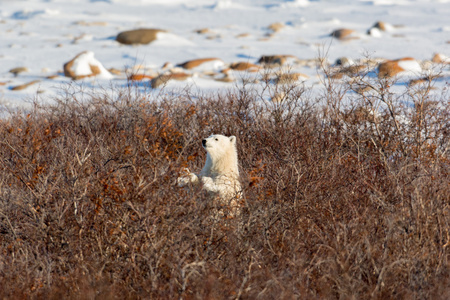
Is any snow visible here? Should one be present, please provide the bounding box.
[0,0,449,108]
[68,51,113,79]
[434,53,450,63]
[367,28,383,38]
[178,59,226,72]
[397,58,422,76]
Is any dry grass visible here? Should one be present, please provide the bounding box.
[0,68,449,299]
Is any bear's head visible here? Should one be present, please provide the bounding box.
[202,134,236,156]
[201,134,239,177]
[202,134,236,160]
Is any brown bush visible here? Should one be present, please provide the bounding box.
[0,70,448,299]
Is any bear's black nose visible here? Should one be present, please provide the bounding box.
[202,139,206,147]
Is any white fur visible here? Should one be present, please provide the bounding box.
[178,134,242,213]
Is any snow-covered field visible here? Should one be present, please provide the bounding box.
[1,0,449,108]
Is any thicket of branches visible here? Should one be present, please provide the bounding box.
[0,67,449,299]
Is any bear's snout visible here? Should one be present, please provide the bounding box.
[202,139,207,147]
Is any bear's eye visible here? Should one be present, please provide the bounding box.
[215,138,218,141]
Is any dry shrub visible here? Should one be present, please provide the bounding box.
[0,68,448,299]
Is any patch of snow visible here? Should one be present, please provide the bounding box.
[0,0,448,106]
[398,59,422,76]
[280,0,311,8]
[71,51,113,79]
[368,27,383,37]
[151,32,196,47]
[180,59,226,72]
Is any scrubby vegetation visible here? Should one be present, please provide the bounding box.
[0,70,449,299]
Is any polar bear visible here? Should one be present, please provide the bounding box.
[178,134,242,213]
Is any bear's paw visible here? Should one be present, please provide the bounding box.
[177,168,199,187]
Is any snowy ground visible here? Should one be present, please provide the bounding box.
[0,0,449,108]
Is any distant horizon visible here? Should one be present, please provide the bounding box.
[1,0,448,107]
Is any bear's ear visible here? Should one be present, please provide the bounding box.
[229,136,236,144]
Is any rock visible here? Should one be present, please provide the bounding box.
[229,62,260,72]
[177,58,225,71]
[378,60,406,78]
[235,33,251,38]
[275,73,309,84]
[75,21,108,26]
[258,55,298,66]
[377,57,422,78]
[108,68,122,75]
[11,80,40,91]
[268,22,285,32]
[9,67,28,76]
[335,57,354,67]
[63,51,113,80]
[432,53,450,64]
[151,72,191,88]
[330,28,357,40]
[116,28,166,45]
[372,21,394,32]
[195,28,211,34]
[128,74,153,81]
[367,21,394,37]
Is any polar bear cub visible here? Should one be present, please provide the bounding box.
[178,134,242,209]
